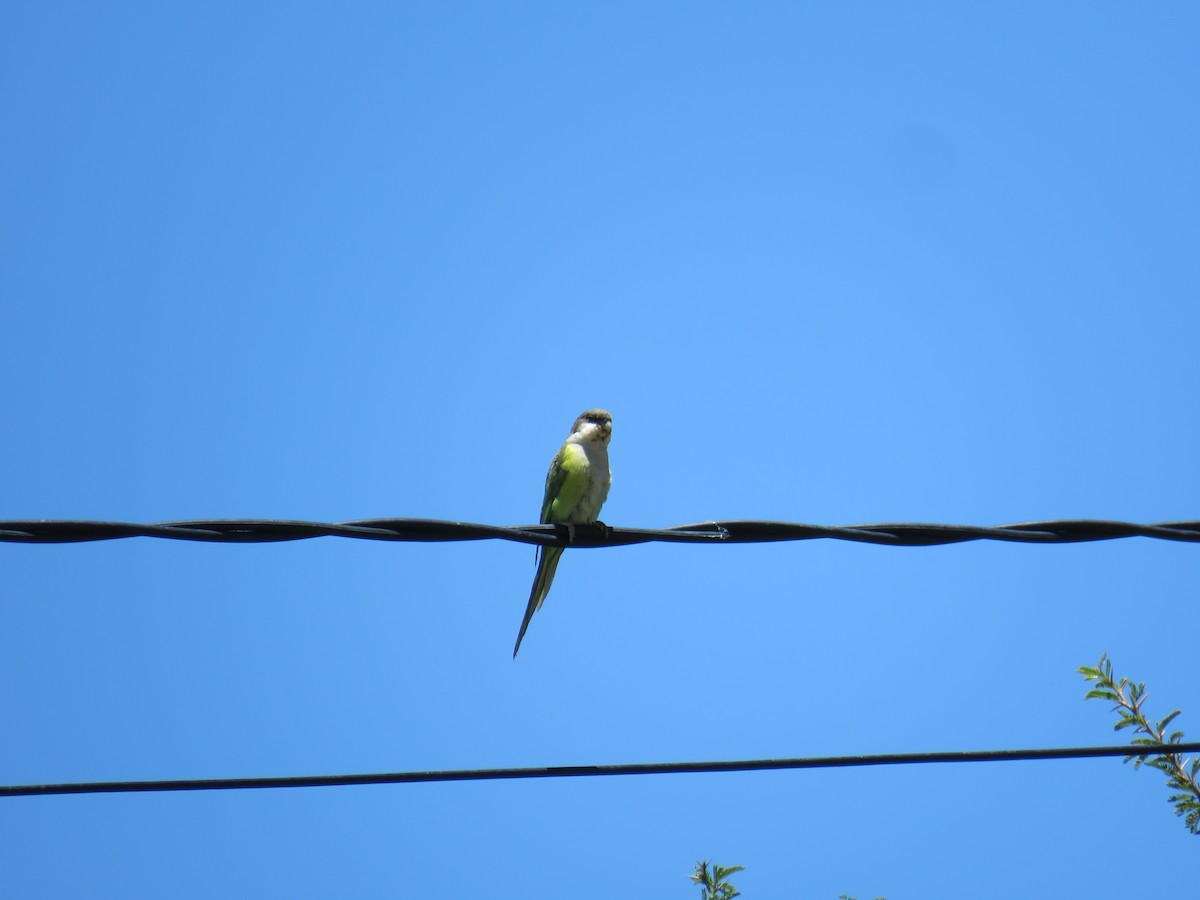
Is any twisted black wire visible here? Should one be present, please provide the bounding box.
[0,518,1197,546]
[4,742,1197,797]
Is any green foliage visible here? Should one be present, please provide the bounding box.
[1079,653,1200,834]
[690,860,745,900]
[688,861,885,899]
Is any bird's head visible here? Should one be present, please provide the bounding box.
[571,409,613,444]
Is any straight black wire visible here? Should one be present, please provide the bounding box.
[0,518,1198,546]
[5,743,1198,798]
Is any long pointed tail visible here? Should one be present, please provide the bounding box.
[513,546,564,658]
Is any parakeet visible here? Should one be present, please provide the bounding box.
[513,409,613,657]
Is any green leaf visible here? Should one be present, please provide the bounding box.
[1148,759,1173,775]
[1157,709,1182,732]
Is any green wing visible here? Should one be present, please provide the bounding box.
[540,444,589,524]
[517,444,593,657]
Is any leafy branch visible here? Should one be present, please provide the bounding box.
[690,861,745,900]
[1079,653,1200,834]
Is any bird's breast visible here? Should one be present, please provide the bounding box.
[575,442,611,520]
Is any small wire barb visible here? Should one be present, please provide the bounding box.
[0,518,1197,546]
[4,742,1197,798]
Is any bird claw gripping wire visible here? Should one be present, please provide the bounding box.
[554,521,611,547]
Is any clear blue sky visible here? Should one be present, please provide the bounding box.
[2,3,1197,897]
